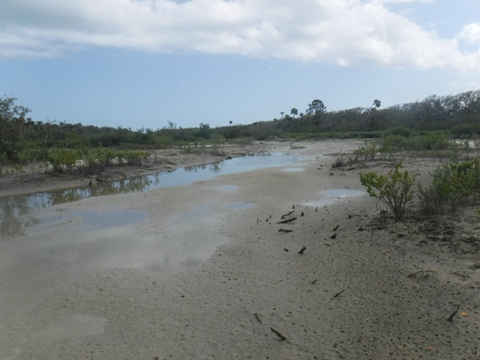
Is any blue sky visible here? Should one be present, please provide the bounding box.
[1,0,479,130]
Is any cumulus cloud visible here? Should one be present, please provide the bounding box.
[0,0,478,71]
[458,23,480,44]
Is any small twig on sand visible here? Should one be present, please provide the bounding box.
[270,327,287,341]
[311,279,317,284]
[407,270,423,278]
[279,228,293,233]
[407,270,435,278]
[330,233,337,239]
[332,224,340,231]
[278,217,297,224]
[254,313,262,324]
[331,289,345,300]
[281,211,295,219]
[298,246,306,254]
[447,305,460,322]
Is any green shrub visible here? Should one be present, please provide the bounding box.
[360,162,417,220]
[353,141,380,162]
[418,158,480,214]
[47,148,79,173]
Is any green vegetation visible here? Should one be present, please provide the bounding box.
[1,89,479,178]
[359,153,480,220]
[360,163,417,220]
[418,158,480,215]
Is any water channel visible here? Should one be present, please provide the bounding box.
[0,151,367,326]
[0,152,305,240]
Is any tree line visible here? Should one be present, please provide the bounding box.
[1,89,479,163]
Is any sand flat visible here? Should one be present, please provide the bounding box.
[1,140,479,359]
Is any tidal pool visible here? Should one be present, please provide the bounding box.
[224,202,255,209]
[304,189,366,207]
[0,152,306,240]
[282,167,304,172]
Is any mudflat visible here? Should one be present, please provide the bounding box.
[0,140,479,359]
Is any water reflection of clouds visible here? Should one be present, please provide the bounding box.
[1,152,306,240]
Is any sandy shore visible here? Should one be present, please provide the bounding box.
[1,140,479,359]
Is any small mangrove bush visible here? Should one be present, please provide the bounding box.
[360,162,417,220]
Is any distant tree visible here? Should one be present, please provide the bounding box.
[280,111,284,119]
[0,96,31,158]
[198,123,211,139]
[229,121,233,125]
[291,108,298,117]
[373,99,381,109]
[306,99,326,115]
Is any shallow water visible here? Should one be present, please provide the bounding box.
[0,152,304,240]
[304,189,366,207]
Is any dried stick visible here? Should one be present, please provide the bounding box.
[270,327,287,341]
[278,217,297,224]
[447,305,460,322]
[331,289,345,300]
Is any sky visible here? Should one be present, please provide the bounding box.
[1,0,480,130]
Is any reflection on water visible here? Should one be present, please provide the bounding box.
[30,209,148,237]
[326,189,366,198]
[0,152,304,240]
[282,167,304,172]
[0,196,40,239]
[224,202,255,209]
[304,189,366,207]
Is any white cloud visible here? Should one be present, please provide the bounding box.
[370,0,432,3]
[0,0,479,71]
[458,23,480,44]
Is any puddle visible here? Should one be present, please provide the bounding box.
[212,185,238,192]
[224,202,255,209]
[282,167,304,172]
[1,152,307,240]
[0,203,230,327]
[304,189,366,207]
[326,189,366,198]
[30,209,147,236]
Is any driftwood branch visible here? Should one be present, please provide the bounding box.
[278,228,293,233]
[331,289,345,300]
[298,246,306,254]
[277,217,297,224]
[270,327,287,341]
[447,305,460,322]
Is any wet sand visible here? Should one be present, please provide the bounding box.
[1,140,479,359]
